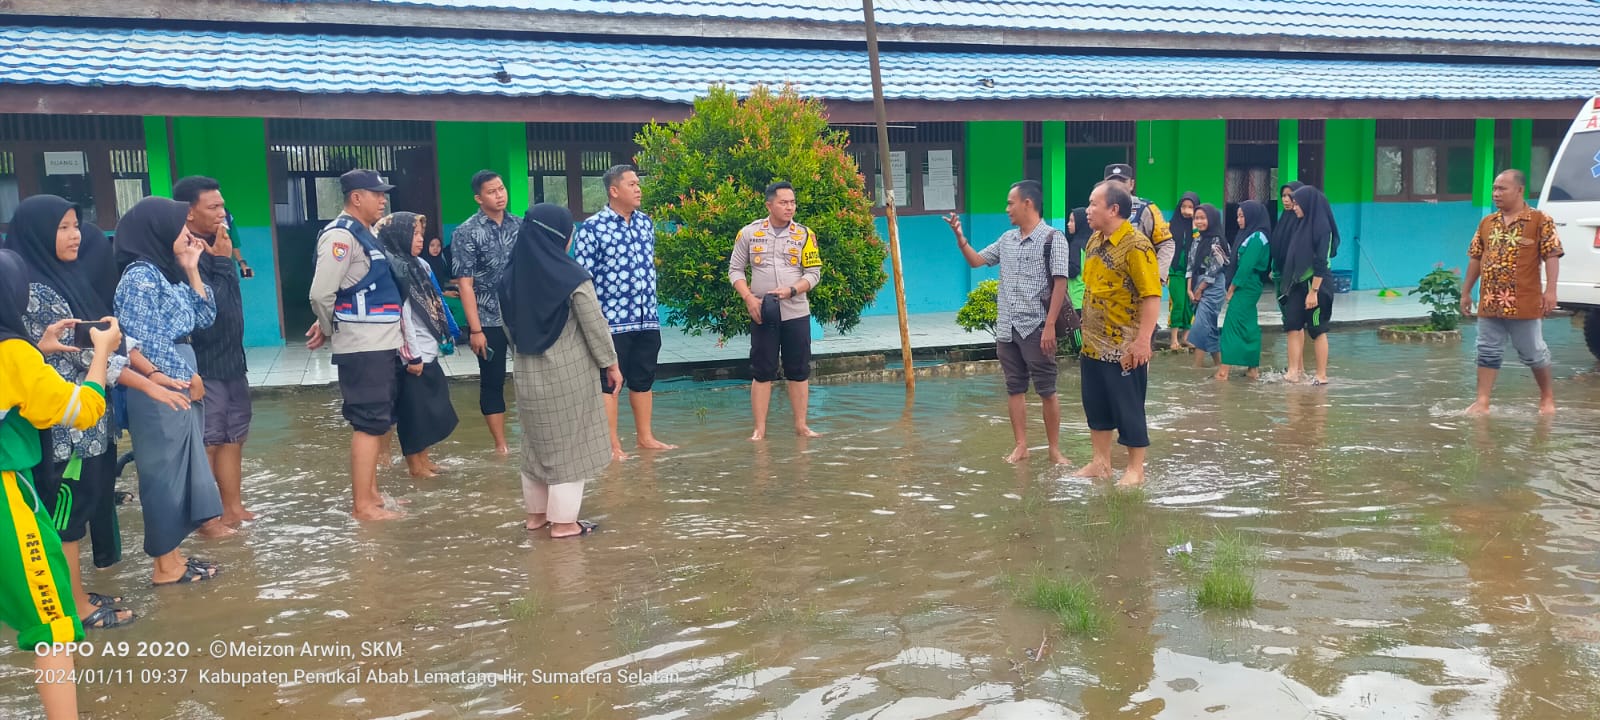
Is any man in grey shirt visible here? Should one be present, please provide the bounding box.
[946,179,1072,465]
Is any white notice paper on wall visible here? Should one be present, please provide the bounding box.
[889,151,908,202]
[927,150,954,186]
[43,151,87,176]
[924,186,957,211]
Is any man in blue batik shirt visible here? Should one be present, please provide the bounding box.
[572,165,677,461]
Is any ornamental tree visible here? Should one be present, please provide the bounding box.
[635,84,887,339]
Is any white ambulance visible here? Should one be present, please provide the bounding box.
[1544,95,1600,360]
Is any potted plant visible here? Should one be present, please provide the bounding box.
[1379,265,1463,341]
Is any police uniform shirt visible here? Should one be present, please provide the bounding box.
[727,218,823,322]
[308,215,403,355]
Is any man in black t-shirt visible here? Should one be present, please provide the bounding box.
[174,175,255,529]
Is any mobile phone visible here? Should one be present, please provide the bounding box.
[72,321,110,349]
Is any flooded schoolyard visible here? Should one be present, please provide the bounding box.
[3,319,1598,719]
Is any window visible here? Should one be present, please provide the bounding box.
[1545,128,1600,203]
[526,123,641,220]
[838,123,964,215]
[1492,119,1565,198]
[0,114,148,232]
[1374,120,1475,202]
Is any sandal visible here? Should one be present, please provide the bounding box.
[153,558,221,587]
[551,520,599,539]
[82,603,136,630]
[87,592,123,608]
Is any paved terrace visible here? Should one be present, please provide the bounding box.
[244,288,1434,389]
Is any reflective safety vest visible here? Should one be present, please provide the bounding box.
[325,217,403,324]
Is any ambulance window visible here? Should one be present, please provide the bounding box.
[1546,131,1600,202]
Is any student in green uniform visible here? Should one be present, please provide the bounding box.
[0,249,122,719]
[1218,201,1273,380]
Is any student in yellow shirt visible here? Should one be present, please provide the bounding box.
[0,249,122,720]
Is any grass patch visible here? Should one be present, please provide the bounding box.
[1015,571,1105,636]
[1417,516,1460,561]
[754,596,845,633]
[607,588,667,655]
[507,593,545,622]
[1194,529,1259,611]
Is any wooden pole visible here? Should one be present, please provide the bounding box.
[861,0,916,396]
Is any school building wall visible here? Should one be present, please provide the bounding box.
[114,113,1538,345]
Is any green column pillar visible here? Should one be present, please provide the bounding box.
[1322,119,1374,287]
[1134,120,1178,206]
[1472,118,1495,210]
[1042,120,1066,228]
[436,121,528,225]
[169,117,281,345]
[1510,119,1533,198]
[964,121,1024,285]
[1277,119,1299,186]
[143,116,172,197]
[1174,119,1226,207]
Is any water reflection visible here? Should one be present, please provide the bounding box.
[1,323,1598,718]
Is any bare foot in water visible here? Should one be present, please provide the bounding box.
[1246,367,1260,380]
[1074,461,1112,479]
[1049,450,1071,466]
[1283,372,1306,384]
[495,444,510,457]
[1539,399,1556,416]
[1215,368,1230,381]
[1005,445,1028,464]
[795,425,821,438]
[1465,401,1491,417]
[352,505,403,521]
[750,428,766,441]
[197,519,237,538]
[1117,466,1147,487]
[220,510,254,527]
[610,446,630,463]
[638,438,678,451]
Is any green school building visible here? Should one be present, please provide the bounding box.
[1,1,1595,347]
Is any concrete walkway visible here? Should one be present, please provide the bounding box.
[245,287,1434,389]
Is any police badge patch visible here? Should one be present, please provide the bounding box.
[331,242,349,261]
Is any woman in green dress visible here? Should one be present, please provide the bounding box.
[1166,192,1199,349]
[1218,200,1273,380]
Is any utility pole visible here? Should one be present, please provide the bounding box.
[861,0,916,396]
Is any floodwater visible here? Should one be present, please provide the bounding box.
[3,318,1599,720]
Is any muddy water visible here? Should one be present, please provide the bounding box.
[3,319,1598,719]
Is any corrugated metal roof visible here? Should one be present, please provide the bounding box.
[304,0,1600,47]
[0,26,1595,103]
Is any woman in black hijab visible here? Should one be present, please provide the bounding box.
[375,212,459,478]
[1168,191,1200,348]
[112,196,225,587]
[1279,185,1336,385]
[1185,204,1230,367]
[8,195,190,627]
[500,203,621,540]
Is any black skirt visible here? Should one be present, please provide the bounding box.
[395,361,459,456]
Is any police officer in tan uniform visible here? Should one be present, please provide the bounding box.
[728,181,822,440]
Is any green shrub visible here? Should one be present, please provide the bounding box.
[1411,265,1463,331]
[956,279,998,336]
[635,85,887,340]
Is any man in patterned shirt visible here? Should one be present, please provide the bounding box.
[573,165,677,461]
[1076,181,1162,487]
[1462,169,1563,416]
[452,170,520,455]
[947,179,1073,465]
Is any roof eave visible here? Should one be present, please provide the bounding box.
[10,0,1600,64]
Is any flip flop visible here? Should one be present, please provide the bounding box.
[82,603,137,630]
[88,592,123,608]
[526,521,551,532]
[153,559,221,587]
[551,520,599,539]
